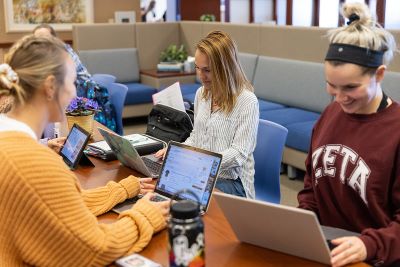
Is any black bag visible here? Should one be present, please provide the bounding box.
[146,104,194,143]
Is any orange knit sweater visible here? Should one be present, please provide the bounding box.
[0,132,166,266]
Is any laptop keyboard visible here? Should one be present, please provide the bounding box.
[326,240,337,250]
[151,195,168,202]
[141,156,162,175]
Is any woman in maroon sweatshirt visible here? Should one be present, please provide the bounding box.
[298,2,399,267]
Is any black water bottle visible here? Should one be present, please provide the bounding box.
[168,198,205,267]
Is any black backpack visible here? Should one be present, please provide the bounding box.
[146,104,194,143]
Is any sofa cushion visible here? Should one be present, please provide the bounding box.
[238,52,258,83]
[382,70,400,102]
[286,121,317,152]
[181,82,201,96]
[79,48,140,83]
[259,108,320,126]
[253,56,331,113]
[182,92,197,103]
[124,83,157,105]
[258,99,286,111]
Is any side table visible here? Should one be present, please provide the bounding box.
[140,69,196,90]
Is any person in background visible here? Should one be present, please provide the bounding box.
[33,24,117,132]
[0,34,169,266]
[297,3,399,267]
[156,31,259,199]
[141,0,166,22]
[141,0,156,22]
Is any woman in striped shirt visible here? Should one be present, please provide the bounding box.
[157,31,259,198]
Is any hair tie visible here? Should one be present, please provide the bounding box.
[0,63,19,90]
[347,13,360,25]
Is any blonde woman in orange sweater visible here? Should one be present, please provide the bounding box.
[0,35,169,266]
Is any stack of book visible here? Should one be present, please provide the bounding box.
[84,133,165,161]
[157,62,183,72]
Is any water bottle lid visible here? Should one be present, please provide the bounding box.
[171,200,199,220]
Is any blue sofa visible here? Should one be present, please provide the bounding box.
[79,47,400,175]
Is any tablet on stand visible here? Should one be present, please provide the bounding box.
[59,123,94,170]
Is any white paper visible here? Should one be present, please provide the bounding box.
[152,82,186,112]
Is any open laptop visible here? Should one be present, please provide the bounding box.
[98,127,163,178]
[113,141,222,214]
[213,192,359,265]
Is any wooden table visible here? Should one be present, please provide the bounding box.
[140,69,196,90]
[73,125,369,267]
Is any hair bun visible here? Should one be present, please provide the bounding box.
[342,2,373,26]
[0,63,19,90]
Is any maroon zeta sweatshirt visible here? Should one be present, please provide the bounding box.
[298,101,400,266]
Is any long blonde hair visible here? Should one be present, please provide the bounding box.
[327,2,397,67]
[0,35,67,106]
[196,31,253,113]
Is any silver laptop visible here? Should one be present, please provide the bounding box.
[113,141,222,214]
[213,192,359,265]
[98,127,163,178]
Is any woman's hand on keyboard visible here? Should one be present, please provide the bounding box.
[139,177,156,195]
[142,193,170,221]
[330,236,367,267]
[154,148,167,159]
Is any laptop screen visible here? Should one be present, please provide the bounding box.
[156,142,221,210]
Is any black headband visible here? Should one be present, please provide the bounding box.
[325,43,384,68]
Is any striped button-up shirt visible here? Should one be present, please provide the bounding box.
[184,87,259,198]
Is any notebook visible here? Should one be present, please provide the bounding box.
[112,141,222,214]
[86,133,164,161]
[98,127,163,178]
[213,192,359,265]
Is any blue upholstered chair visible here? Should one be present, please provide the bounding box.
[254,119,288,203]
[92,73,117,88]
[107,83,128,135]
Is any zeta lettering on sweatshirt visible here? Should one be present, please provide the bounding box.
[312,144,371,205]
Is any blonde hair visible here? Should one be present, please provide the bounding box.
[0,35,67,106]
[0,95,13,113]
[196,31,253,114]
[327,2,397,66]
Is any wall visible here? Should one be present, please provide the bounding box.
[73,22,180,70]
[94,0,140,23]
[73,22,400,73]
[180,0,220,21]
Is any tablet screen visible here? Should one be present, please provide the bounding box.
[60,124,90,168]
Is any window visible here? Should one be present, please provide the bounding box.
[254,0,274,23]
[385,0,400,29]
[230,0,250,23]
[292,0,313,26]
[319,0,340,28]
[276,0,287,25]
